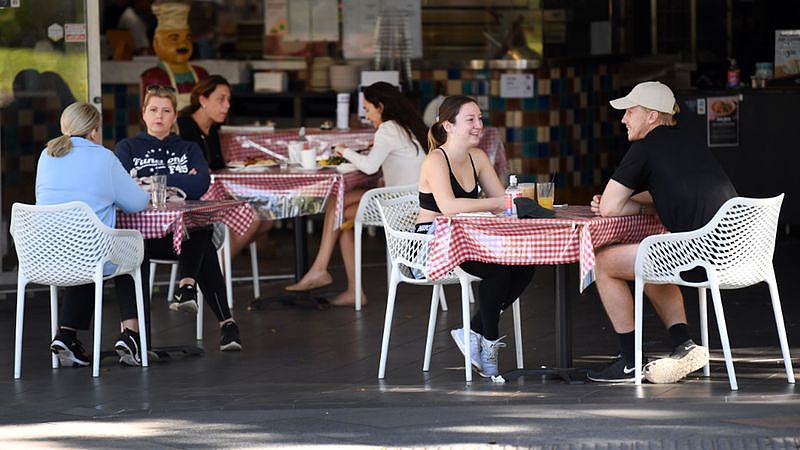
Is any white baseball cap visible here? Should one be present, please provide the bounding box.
[609,81,676,114]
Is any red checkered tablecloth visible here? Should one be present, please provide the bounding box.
[219,127,507,175]
[116,199,254,254]
[426,206,667,292]
[219,128,376,163]
[203,167,379,227]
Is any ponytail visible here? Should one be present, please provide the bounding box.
[46,102,101,157]
[46,134,73,157]
[427,122,447,152]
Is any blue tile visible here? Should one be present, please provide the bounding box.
[490,96,505,110]
[538,96,549,110]
[524,127,537,141]
[447,69,461,79]
[522,97,537,111]
[522,142,538,158]
[550,126,560,141]
[538,143,549,157]
[462,80,474,95]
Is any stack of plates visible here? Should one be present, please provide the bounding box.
[329,64,360,93]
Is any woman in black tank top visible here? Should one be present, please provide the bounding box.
[416,95,535,378]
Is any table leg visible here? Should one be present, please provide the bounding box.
[294,216,309,281]
[501,264,585,384]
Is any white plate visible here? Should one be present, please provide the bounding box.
[336,163,357,173]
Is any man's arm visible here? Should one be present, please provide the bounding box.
[597,179,644,217]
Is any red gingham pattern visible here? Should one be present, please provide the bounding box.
[116,200,254,254]
[203,168,379,227]
[219,127,507,174]
[219,128,376,163]
[426,206,666,292]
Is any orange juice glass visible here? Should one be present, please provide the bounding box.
[536,182,554,209]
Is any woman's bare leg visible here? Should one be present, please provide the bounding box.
[229,220,273,260]
[286,190,364,291]
[327,199,367,306]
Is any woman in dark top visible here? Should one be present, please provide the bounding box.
[177,75,273,260]
[116,85,242,352]
[416,95,535,379]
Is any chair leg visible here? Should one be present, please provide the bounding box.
[14,279,27,379]
[698,288,710,376]
[765,276,795,384]
[50,286,58,369]
[196,291,204,341]
[438,285,449,312]
[459,277,473,382]
[249,241,260,299]
[378,269,400,379]
[355,223,363,311]
[92,279,104,378]
[222,225,233,310]
[709,285,738,390]
[166,264,178,304]
[512,298,523,369]
[468,284,476,304]
[423,285,440,372]
[133,269,149,368]
[148,262,157,300]
[634,277,644,386]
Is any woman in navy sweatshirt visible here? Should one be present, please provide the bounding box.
[116,85,242,352]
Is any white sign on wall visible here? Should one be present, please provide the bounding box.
[500,74,534,98]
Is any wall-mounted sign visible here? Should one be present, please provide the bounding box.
[64,23,86,43]
[707,96,739,147]
[0,0,22,8]
[47,23,64,42]
[775,30,800,78]
[500,74,534,98]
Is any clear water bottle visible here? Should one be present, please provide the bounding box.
[505,174,522,217]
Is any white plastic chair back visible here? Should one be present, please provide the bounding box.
[353,184,418,310]
[10,201,149,378]
[374,195,524,381]
[633,194,794,390]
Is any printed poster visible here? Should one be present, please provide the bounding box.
[706,96,739,148]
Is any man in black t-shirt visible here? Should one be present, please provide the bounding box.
[586,81,737,384]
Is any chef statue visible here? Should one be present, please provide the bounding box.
[140,0,208,110]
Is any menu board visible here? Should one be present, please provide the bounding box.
[706,96,739,148]
[775,30,800,78]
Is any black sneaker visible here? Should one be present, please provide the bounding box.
[115,328,142,366]
[587,356,641,382]
[220,322,242,352]
[51,332,91,367]
[644,339,709,384]
[170,284,199,314]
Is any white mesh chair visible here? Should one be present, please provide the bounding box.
[634,194,794,390]
[355,184,453,311]
[10,201,149,378]
[375,194,523,382]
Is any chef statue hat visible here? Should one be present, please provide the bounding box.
[152,1,190,32]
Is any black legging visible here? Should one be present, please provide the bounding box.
[145,227,232,323]
[459,260,535,340]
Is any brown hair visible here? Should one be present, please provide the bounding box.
[181,74,231,116]
[46,102,100,157]
[426,95,478,151]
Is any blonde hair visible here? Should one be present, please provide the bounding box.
[46,102,100,157]
[142,85,179,134]
[657,103,680,126]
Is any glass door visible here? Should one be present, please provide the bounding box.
[0,0,100,271]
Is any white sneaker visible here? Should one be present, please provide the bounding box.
[450,328,484,373]
[479,336,507,378]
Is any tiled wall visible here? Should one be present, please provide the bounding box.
[414,64,625,204]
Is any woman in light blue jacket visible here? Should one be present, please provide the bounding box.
[36,102,150,368]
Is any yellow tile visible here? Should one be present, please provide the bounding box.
[550,110,559,126]
[538,79,550,95]
[537,126,549,143]
[433,70,448,81]
[550,68,561,79]
[446,80,461,95]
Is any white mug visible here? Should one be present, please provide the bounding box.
[300,149,317,170]
[288,141,304,164]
